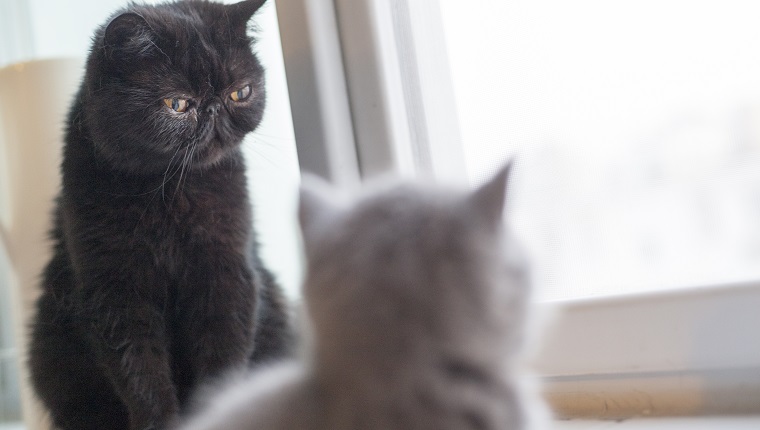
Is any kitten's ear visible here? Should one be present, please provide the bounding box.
[227,0,267,32]
[467,161,513,227]
[299,175,340,247]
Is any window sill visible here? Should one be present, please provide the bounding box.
[534,281,760,419]
[555,416,760,429]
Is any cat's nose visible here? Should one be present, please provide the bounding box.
[206,102,221,116]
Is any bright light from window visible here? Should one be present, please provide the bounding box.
[440,0,760,300]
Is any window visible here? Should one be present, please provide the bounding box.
[293,0,760,301]
[276,0,760,419]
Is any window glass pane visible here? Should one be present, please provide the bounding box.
[440,0,760,300]
[241,3,302,299]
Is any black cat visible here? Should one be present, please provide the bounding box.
[28,1,291,429]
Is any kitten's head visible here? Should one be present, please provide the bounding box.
[83,0,268,173]
[299,164,530,372]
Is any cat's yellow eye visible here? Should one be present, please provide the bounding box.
[164,98,189,113]
[229,85,252,102]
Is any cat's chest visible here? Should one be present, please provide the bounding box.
[71,166,253,267]
[146,183,250,244]
[100,173,252,257]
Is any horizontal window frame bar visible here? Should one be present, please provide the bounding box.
[535,280,760,418]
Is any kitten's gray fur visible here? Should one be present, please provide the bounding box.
[180,164,546,430]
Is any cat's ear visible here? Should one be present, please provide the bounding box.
[103,12,159,64]
[467,161,513,227]
[104,12,152,50]
[226,0,267,32]
[299,175,340,247]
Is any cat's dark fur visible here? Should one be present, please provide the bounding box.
[28,1,291,429]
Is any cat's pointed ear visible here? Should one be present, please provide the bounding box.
[104,12,152,49]
[227,0,267,32]
[299,175,340,247]
[467,161,513,227]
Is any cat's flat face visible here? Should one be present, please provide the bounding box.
[84,0,267,174]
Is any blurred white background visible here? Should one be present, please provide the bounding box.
[440,0,760,300]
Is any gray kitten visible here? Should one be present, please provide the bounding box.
[180,164,545,430]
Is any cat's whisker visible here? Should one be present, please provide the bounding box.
[249,132,296,142]
[181,143,200,194]
[247,146,280,169]
[170,144,194,206]
[160,143,188,202]
[248,135,293,149]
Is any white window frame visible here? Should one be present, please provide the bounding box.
[278,0,466,183]
[274,0,360,187]
[276,0,760,419]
